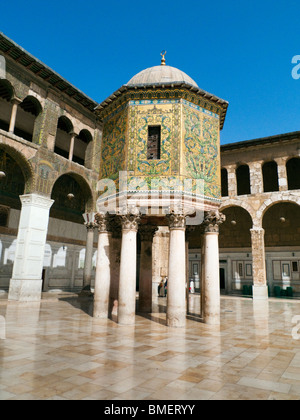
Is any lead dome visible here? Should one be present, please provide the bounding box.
[126,64,199,88]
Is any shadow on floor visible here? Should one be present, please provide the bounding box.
[59,295,94,317]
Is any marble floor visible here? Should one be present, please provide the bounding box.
[1,292,300,400]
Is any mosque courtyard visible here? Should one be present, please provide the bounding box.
[0,292,300,400]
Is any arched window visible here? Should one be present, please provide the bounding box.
[73,129,93,166]
[236,164,251,195]
[0,80,13,132]
[219,206,252,248]
[262,161,279,192]
[221,168,228,197]
[0,148,25,210]
[54,116,74,159]
[14,96,42,142]
[50,173,92,224]
[147,126,161,160]
[286,158,300,190]
[263,202,300,247]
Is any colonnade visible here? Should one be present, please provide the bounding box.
[92,209,226,327]
[7,194,269,313]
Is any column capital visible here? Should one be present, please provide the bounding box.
[119,212,140,231]
[85,221,97,230]
[95,212,111,233]
[11,97,22,105]
[167,211,186,230]
[250,227,265,235]
[202,210,225,233]
[70,131,79,138]
[20,193,54,210]
[139,224,158,241]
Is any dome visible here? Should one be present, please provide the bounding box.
[127,65,199,88]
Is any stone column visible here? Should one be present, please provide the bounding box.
[139,225,158,313]
[166,212,186,328]
[227,165,237,198]
[251,228,268,300]
[81,221,96,295]
[274,157,288,191]
[9,98,21,134]
[68,132,77,161]
[8,193,54,302]
[249,161,264,194]
[201,210,225,325]
[200,232,205,319]
[118,211,140,325]
[93,213,111,318]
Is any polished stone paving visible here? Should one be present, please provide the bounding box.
[1,292,300,400]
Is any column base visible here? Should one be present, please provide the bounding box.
[166,311,186,328]
[118,314,135,326]
[203,314,220,326]
[8,279,43,302]
[252,285,268,301]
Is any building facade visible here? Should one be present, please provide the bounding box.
[0,33,300,312]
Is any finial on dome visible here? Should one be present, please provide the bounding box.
[160,50,167,66]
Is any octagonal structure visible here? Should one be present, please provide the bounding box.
[95,59,228,218]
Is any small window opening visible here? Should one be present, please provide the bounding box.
[147,126,161,160]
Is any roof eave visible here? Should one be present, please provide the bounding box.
[95,82,229,129]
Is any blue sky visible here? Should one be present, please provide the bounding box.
[1,0,300,144]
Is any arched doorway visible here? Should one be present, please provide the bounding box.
[48,173,94,292]
[219,206,253,295]
[0,148,25,213]
[286,158,300,190]
[54,116,74,160]
[263,202,300,297]
[262,161,279,192]
[0,146,32,291]
[50,173,92,224]
[0,79,14,132]
[73,129,93,167]
[236,164,251,195]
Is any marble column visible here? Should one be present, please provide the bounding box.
[226,165,237,198]
[201,210,225,325]
[68,132,77,161]
[139,225,158,313]
[93,213,111,319]
[8,193,54,302]
[81,221,96,295]
[274,157,288,191]
[251,228,268,300]
[118,211,140,325]
[166,212,186,328]
[9,98,21,134]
